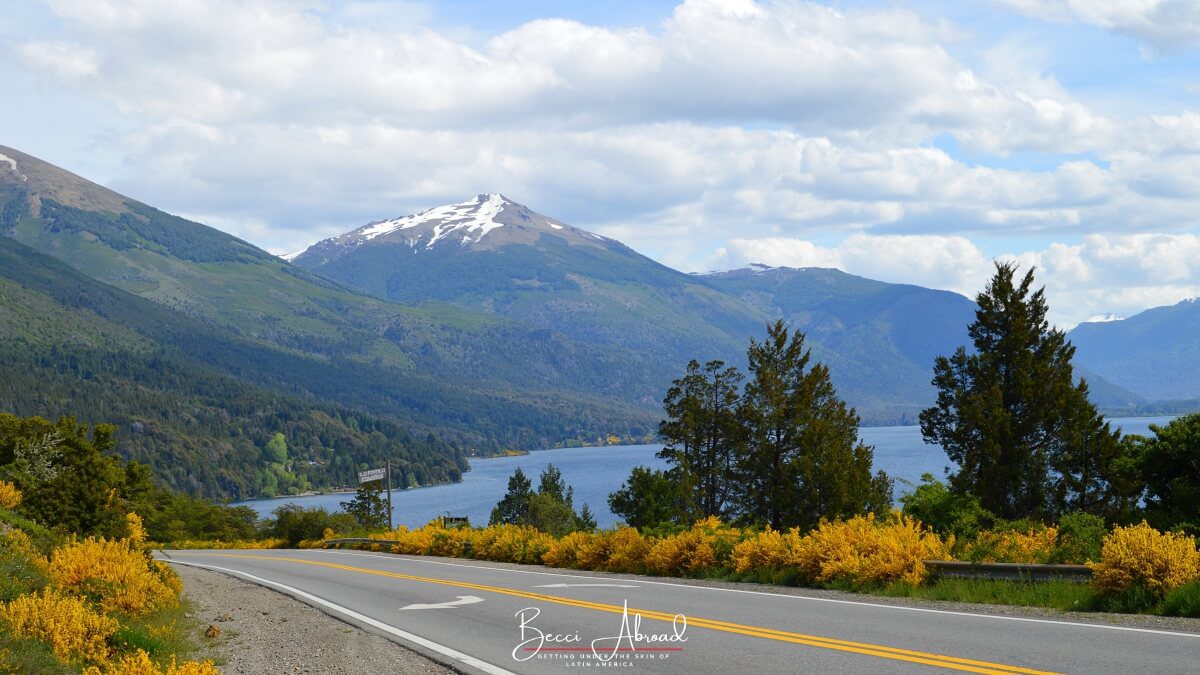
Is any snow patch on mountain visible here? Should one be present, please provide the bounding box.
[358,193,509,248]
[1085,313,1126,323]
[0,153,27,182]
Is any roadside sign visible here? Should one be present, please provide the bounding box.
[358,467,387,484]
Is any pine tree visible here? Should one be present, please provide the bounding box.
[489,467,534,526]
[920,262,1121,520]
[340,482,388,530]
[658,359,743,520]
[734,321,890,530]
[608,466,685,528]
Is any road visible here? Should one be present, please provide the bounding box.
[159,548,1200,674]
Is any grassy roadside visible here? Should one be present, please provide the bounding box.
[0,495,217,674]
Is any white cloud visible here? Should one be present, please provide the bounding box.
[16,40,98,78]
[998,0,1200,50]
[7,0,1200,322]
[715,232,1200,327]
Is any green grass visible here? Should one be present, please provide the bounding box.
[0,632,71,674]
[874,578,1101,612]
[113,599,201,661]
[1162,580,1200,617]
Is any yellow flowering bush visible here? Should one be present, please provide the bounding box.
[962,526,1058,564]
[1090,522,1200,597]
[0,480,21,510]
[470,525,555,564]
[146,538,286,550]
[83,649,219,675]
[603,528,652,573]
[543,531,594,569]
[731,526,791,573]
[0,588,117,664]
[790,513,951,586]
[0,528,49,575]
[48,537,179,616]
[125,513,148,546]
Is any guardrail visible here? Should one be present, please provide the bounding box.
[324,538,387,549]
[924,560,1092,582]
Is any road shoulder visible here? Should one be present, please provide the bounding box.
[174,562,454,674]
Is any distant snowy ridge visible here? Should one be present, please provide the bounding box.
[1084,313,1125,323]
[358,193,508,248]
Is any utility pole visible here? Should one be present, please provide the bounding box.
[385,460,394,530]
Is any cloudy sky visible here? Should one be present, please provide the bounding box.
[4,0,1200,327]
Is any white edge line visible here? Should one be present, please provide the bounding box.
[298,548,1200,640]
[164,559,515,675]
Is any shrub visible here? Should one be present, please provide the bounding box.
[1161,579,1200,617]
[0,530,50,602]
[899,474,991,539]
[0,589,117,664]
[471,525,554,565]
[643,517,739,576]
[0,481,21,510]
[645,529,715,576]
[604,528,651,573]
[48,538,179,617]
[962,523,1058,564]
[731,527,789,573]
[1090,522,1200,597]
[790,513,951,587]
[83,648,219,675]
[543,531,593,569]
[1051,512,1106,564]
[125,513,147,547]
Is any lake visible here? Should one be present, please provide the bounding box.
[235,416,1177,529]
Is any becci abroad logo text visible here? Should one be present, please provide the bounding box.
[512,600,689,666]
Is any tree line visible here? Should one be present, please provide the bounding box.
[608,262,1200,535]
[609,320,892,531]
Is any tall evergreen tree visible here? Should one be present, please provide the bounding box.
[735,321,890,530]
[920,262,1121,520]
[489,467,533,526]
[608,466,686,528]
[658,359,743,520]
[340,482,388,530]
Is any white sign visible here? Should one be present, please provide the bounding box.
[357,467,386,484]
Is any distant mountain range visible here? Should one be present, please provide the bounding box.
[2,143,1196,496]
[1069,297,1200,404]
[290,194,986,423]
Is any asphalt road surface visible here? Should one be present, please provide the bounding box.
[159,548,1200,674]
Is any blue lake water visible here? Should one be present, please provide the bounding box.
[235,416,1178,529]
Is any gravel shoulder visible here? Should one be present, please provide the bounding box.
[172,563,455,675]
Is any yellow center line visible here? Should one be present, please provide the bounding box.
[193,552,1060,675]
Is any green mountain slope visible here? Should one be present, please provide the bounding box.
[1069,299,1200,401]
[0,145,658,457]
[0,235,469,499]
[295,196,983,423]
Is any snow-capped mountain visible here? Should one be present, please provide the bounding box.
[1070,296,1200,401]
[288,194,609,266]
[1084,313,1126,323]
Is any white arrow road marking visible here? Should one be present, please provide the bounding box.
[535,583,640,588]
[401,595,485,610]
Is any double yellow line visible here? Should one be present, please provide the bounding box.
[203,552,1058,675]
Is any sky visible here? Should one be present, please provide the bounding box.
[4,0,1200,327]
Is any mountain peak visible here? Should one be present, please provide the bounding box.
[355,193,515,247]
[289,194,612,264]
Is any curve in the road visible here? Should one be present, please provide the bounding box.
[188,552,1056,675]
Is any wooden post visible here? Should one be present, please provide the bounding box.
[385,460,394,530]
